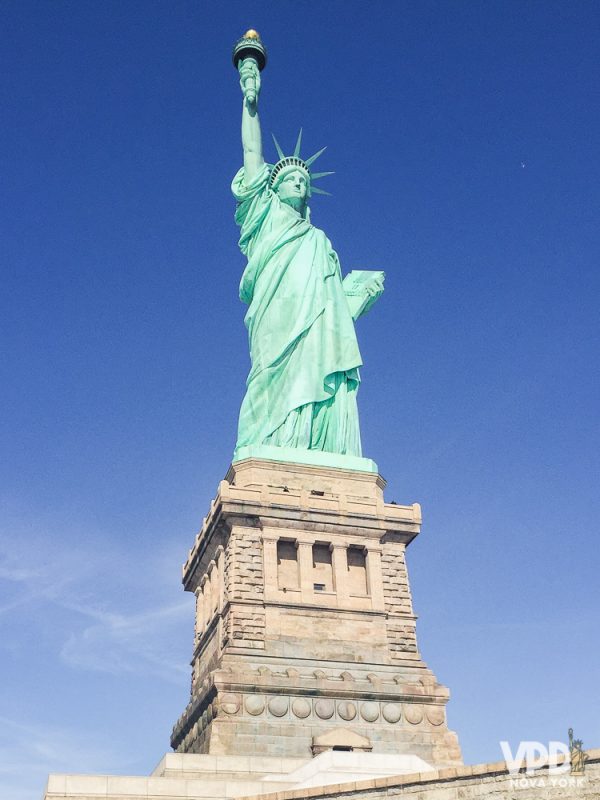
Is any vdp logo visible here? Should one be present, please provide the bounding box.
[500,740,571,776]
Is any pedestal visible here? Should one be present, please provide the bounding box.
[170,458,462,766]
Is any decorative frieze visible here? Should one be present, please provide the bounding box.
[200,688,448,729]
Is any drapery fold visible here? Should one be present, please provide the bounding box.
[232,165,363,455]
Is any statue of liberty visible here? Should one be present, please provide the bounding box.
[232,32,384,467]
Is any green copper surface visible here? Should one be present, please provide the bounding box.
[232,50,384,471]
[233,445,378,474]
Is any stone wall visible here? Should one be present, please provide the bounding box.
[45,750,600,800]
[381,538,419,661]
[381,540,413,616]
[240,750,600,800]
[228,520,266,650]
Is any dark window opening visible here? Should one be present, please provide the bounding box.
[312,543,334,592]
[347,546,368,595]
[277,539,299,589]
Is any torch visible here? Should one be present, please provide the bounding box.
[232,29,267,104]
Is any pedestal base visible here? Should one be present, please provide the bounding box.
[44,749,600,800]
[45,751,434,800]
[233,444,378,473]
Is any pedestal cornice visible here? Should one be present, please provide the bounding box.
[183,459,421,589]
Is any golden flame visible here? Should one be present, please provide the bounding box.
[244,29,260,39]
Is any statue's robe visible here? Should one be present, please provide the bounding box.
[232,164,363,456]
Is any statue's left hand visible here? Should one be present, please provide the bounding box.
[342,269,385,320]
[364,274,385,299]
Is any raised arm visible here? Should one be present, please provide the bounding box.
[239,59,264,181]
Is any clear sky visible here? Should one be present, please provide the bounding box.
[1,2,599,798]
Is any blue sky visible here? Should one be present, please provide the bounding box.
[1,2,599,798]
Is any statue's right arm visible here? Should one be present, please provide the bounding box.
[239,59,264,182]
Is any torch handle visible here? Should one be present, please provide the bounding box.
[238,56,259,105]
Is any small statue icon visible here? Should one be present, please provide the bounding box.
[569,727,588,775]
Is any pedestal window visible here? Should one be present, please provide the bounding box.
[277,539,299,589]
[347,546,368,595]
[312,543,334,593]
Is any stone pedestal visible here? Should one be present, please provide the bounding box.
[170,458,461,766]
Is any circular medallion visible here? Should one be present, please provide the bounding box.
[268,696,289,717]
[245,695,266,716]
[382,703,401,723]
[360,701,380,722]
[291,698,311,719]
[314,699,335,719]
[337,701,357,721]
[220,693,240,715]
[426,705,445,726]
[403,703,424,725]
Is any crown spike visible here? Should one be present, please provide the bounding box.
[293,128,303,158]
[271,134,285,161]
[305,146,327,167]
[310,171,334,180]
[310,186,332,196]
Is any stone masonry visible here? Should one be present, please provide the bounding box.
[170,458,462,765]
[227,750,600,800]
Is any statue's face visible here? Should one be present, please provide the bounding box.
[276,169,308,209]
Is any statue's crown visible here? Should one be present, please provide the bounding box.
[269,130,333,196]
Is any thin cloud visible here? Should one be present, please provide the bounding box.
[0,526,192,683]
[0,565,45,582]
[60,600,191,684]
